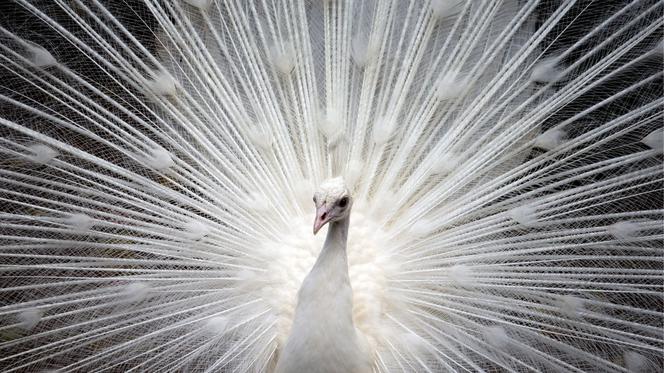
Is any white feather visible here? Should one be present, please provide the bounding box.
[447,264,474,287]
[557,295,584,319]
[534,128,567,150]
[319,107,345,143]
[183,219,211,240]
[435,70,467,100]
[269,42,296,75]
[351,35,379,68]
[0,1,661,372]
[641,128,663,152]
[123,282,151,304]
[608,220,640,241]
[26,144,58,164]
[204,316,230,335]
[623,351,649,372]
[508,204,538,226]
[530,57,562,83]
[17,308,42,331]
[345,160,364,189]
[183,0,212,10]
[430,0,464,20]
[372,117,396,146]
[143,145,175,170]
[431,152,461,175]
[64,213,94,232]
[247,126,273,150]
[483,326,509,349]
[25,41,56,67]
[147,70,177,96]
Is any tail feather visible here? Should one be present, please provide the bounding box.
[0,0,662,371]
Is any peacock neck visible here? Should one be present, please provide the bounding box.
[313,215,350,272]
[277,211,367,372]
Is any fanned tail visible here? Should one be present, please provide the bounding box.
[0,0,662,372]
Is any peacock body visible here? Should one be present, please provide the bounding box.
[0,0,662,372]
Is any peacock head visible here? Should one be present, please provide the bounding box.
[312,177,352,234]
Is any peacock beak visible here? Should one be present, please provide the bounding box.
[313,205,332,235]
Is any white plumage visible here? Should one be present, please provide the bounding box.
[276,178,371,373]
[0,0,662,372]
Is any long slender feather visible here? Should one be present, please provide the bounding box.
[0,0,661,372]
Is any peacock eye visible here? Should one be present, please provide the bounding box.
[338,197,348,208]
